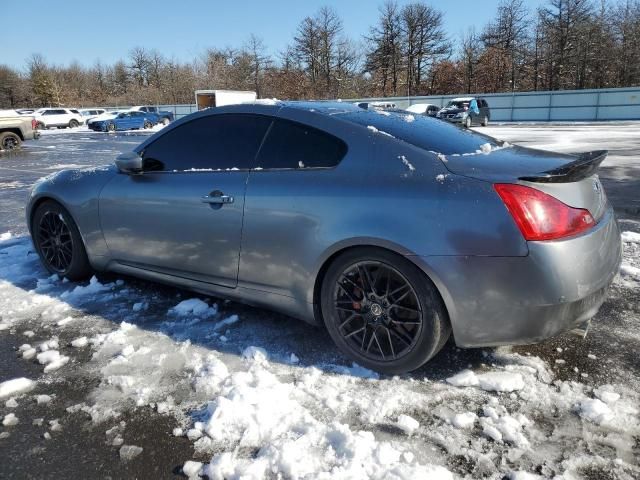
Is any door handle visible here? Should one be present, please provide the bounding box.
[201,192,234,204]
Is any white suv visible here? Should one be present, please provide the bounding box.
[79,108,106,124]
[34,108,84,129]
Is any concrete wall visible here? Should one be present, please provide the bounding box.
[137,86,640,122]
[348,86,640,122]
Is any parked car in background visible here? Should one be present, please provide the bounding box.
[27,101,621,374]
[437,97,490,128]
[86,111,123,129]
[88,111,154,132]
[16,109,35,115]
[79,108,107,124]
[406,103,441,117]
[129,106,173,124]
[0,111,40,150]
[34,108,84,129]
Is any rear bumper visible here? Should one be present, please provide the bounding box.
[411,206,622,347]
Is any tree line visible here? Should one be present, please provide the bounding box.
[1,0,639,109]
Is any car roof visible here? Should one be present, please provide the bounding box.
[450,97,475,102]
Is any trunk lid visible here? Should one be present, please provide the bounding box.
[442,145,609,221]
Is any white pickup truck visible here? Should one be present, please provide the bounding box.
[0,110,40,151]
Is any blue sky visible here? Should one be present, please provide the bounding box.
[1,0,546,69]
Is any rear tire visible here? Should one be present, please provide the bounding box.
[107,122,116,132]
[32,200,92,281]
[161,117,170,125]
[0,132,21,151]
[143,121,152,129]
[320,248,450,374]
[481,116,489,127]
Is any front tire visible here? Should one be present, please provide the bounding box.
[143,121,152,129]
[321,248,450,374]
[36,121,46,130]
[464,116,472,128]
[161,117,170,125]
[107,122,116,132]
[32,201,91,281]
[69,119,79,128]
[0,131,21,151]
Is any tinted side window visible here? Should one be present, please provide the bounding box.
[142,114,272,172]
[256,119,347,169]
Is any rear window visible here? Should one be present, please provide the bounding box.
[339,110,498,155]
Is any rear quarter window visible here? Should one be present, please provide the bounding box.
[255,119,347,169]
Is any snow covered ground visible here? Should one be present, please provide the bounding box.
[0,124,639,479]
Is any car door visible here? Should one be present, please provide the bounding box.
[99,113,272,287]
[115,112,133,130]
[58,109,71,125]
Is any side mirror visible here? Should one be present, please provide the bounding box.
[115,152,143,174]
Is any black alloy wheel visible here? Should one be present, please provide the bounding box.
[333,261,423,362]
[37,211,74,274]
[32,201,91,280]
[321,248,450,374]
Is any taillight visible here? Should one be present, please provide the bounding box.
[32,119,38,130]
[494,183,595,241]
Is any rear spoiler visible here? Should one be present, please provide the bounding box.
[519,150,607,183]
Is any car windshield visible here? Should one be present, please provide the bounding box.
[446,100,470,108]
[339,109,498,155]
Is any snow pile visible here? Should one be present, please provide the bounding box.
[183,461,203,478]
[0,378,36,399]
[366,125,395,138]
[479,404,531,447]
[2,413,19,426]
[578,399,614,425]
[451,412,477,429]
[199,362,453,480]
[71,336,88,348]
[36,349,70,372]
[213,314,239,331]
[621,230,640,243]
[398,155,415,172]
[396,414,420,435]
[60,275,112,300]
[447,369,525,392]
[169,298,218,318]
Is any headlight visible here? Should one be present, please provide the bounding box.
[455,112,468,118]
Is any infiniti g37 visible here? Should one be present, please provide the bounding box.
[27,102,621,373]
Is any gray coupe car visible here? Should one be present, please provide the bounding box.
[27,102,622,374]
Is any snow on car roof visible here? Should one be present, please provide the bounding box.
[450,97,474,102]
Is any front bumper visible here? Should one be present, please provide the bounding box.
[412,207,622,347]
[438,116,465,124]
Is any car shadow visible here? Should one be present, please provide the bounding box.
[0,235,489,382]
